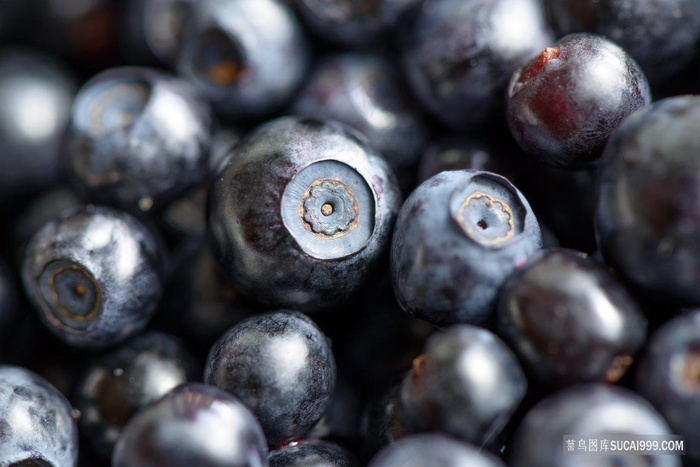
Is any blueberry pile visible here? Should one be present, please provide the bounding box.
[2,1,700,466]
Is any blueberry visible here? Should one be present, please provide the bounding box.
[360,384,404,459]
[507,33,651,167]
[596,95,700,305]
[544,0,700,84]
[497,248,647,387]
[177,0,310,119]
[510,384,680,467]
[0,365,78,466]
[65,66,212,212]
[368,433,506,467]
[269,440,358,467]
[295,0,421,48]
[0,48,76,202]
[74,331,200,458]
[399,325,527,446]
[112,382,268,467]
[636,309,700,462]
[205,311,336,446]
[21,206,165,349]
[208,116,401,312]
[292,52,427,172]
[391,170,541,326]
[400,0,553,129]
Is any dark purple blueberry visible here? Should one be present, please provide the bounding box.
[360,384,404,459]
[75,331,200,458]
[510,384,680,467]
[399,325,527,446]
[177,0,310,119]
[21,206,165,349]
[269,440,358,467]
[0,365,79,466]
[112,383,268,467]
[295,0,420,48]
[292,52,427,172]
[391,170,541,326]
[544,0,700,84]
[636,310,700,462]
[400,0,553,129]
[596,96,700,305]
[208,116,401,312]
[497,248,647,387]
[417,135,521,185]
[205,311,336,446]
[123,0,196,65]
[65,66,211,213]
[0,49,76,202]
[506,33,651,167]
[368,434,506,467]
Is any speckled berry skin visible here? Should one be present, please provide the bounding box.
[399,325,527,446]
[21,206,165,349]
[596,96,700,305]
[208,116,401,312]
[400,0,553,129]
[112,383,269,467]
[269,440,358,467]
[65,66,211,212]
[497,248,647,387]
[75,331,200,458]
[295,0,420,48]
[391,170,541,326]
[0,48,76,201]
[636,310,700,462]
[544,0,700,84]
[0,365,79,467]
[292,52,427,171]
[510,384,680,467]
[205,311,336,446]
[177,0,310,119]
[506,33,651,167]
[368,434,506,467]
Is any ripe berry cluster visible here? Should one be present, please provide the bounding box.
[0,1,699,466]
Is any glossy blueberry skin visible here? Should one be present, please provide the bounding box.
[75,331,200,458]
[208,117,401,312]
[368,434,506,467]
[177,0,310,120]
[205,311,336,446]
[112,383,269,467]
[545,0,700,84]
[507,33,651,167]
[0,49,76,201]
[21,206,165,349]
[269,440,358,467]
[292,52,427,171]
[497,248,646,387]
[65,66,212,212]
[295,0,420,48]
[400,0,553,129]
[596,96,700,305]
[636,310,700,462]
[400,325,527,446]
[510,384,680,467]
[391,170,541,326]
[0,365,79,466]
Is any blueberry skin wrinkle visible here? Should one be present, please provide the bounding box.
[0,365,79,467]
[391,169,541,326]
[208,116,401,312]
[205,311,336,446]
[21,205,165,349]
[112,383,269,467]
[596,96,700,305]
[400,0,554,129]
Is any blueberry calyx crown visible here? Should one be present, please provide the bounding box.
[302,179,359,237]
